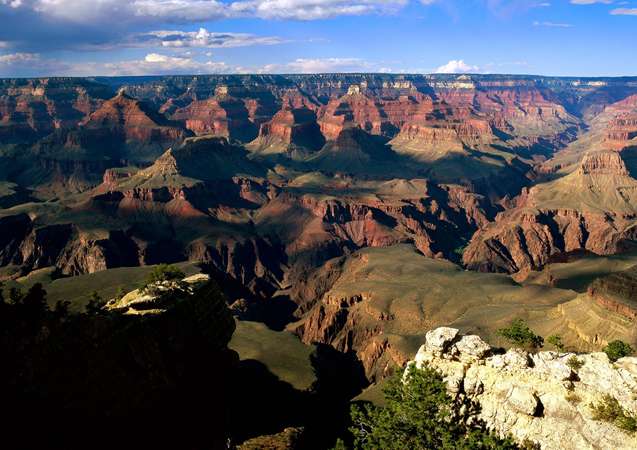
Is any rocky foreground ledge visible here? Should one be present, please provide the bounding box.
[407,327,637,450]
[105,273,211,315]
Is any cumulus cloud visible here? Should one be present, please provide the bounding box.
[138,28,285,48]
[4,0,228,23]
[0,0,412,52]
[2,0,409,23]
[434,59,480,74]
[230,0,408,20]
[83,53,235,76]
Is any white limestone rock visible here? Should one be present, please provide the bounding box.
[405,327,637,450]
[453,334,491,361]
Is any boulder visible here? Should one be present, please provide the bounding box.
[425,327,459,354]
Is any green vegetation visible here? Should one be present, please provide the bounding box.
[566,356,584,371]
[547,334,565,351]
[345,364,519,449]
[603,340,634,362]
[590,395,637,433]
[86,291,104,314]
[496,319,544,349]
[145,264,185,285]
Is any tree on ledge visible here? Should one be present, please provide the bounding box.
[344,364,520,449]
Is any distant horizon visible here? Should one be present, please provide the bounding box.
[1,1,636,78]
[2,72,637,81]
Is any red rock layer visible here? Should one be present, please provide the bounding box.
[463,152,637,273]
[0,78,111,142]
[171,96,257,141]
[83,92,186,145]
[317,88,432,140]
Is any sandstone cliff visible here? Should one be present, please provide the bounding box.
[464,151,637,273]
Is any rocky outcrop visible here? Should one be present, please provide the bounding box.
[588,267,637,319]
[80,91,189,160]
[464,151,637,273]
[0,77,113,143]
[171,95,258,142]
[106,273,212,314]
[0,214,144,276]
[408,327,637,450]
[248,107,325,158]
[316,89,428,139]
[390,117,495,161]
[187,236,286,300]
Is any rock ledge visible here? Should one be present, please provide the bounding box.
[407,327,637,450]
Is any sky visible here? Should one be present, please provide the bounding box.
[0,0,635,77]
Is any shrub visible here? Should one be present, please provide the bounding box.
[603,340,634,362]
[566,356,584,371]
[347,364,520,449]
[565,392,581,405]
[496,319,544,349]
[86,291,105,314]
[547,334,565,351]
[145,264,185,285]
[590,394,637,433]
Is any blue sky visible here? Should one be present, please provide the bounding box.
[0,0,635,77]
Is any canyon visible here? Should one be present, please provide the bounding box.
[3,73,637,447]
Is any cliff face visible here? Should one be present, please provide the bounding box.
[408,327,637,450]
[4,74,637,318]
[464,151,637,273]
[248,107,325,158]
[588,266,637,320]
[0,78,113,144]
[0,214,145,277]
[171,96,258,142]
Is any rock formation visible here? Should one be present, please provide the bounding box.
[464,150,637,273]
[408,327,637,450]
[248,107,325,159]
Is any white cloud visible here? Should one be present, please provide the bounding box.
[435,59,480,74]
[532,20,573,27]
[0,0,24,7]
[569,0,613,4]
[93,53,234,76]
[229,0,408,20]
[0,51,239,76]
[257,57,371,73]
[0,52,39,63]
[2,0,411,22]
[139,28,285,48]
[0,52,72,76]
[19,0,228,23]
[611,7,637,14]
